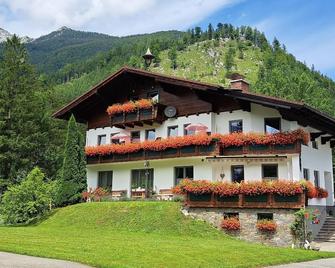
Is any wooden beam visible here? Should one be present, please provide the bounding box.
[321,136,334,145]
[134,122,144,127]
[310,132,326,141]
[125,123,134,128]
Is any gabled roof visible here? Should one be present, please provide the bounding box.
[53,66,335,136]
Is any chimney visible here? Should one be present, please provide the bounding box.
[230,79,250,92]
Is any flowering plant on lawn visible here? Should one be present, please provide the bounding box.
[221,217,240,231]
[107,99,154,116]
[256,219,277,232]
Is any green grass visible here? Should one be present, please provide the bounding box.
[0,202,333,268]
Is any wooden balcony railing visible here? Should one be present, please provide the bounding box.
[87,142,221,164]
[222,142,301,155]
[110,104,165,128]
[185,192,305,209]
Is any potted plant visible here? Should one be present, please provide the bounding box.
[240,181,269,202]
[256,219,277,232]
[221,217,240,232]
[214,182,240,203]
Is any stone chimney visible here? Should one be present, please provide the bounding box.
[230,78,250,92]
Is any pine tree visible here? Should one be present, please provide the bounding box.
[56,115,87,206]
[0,35,57,191]
[272,37,281,52]
[224,46,235,76]
[168,46,177,69]
[194,27,202,40]
[207,23,214,40]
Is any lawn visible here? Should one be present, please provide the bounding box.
[0,201,333,268]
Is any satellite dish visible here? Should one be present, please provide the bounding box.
[164,106,177,118]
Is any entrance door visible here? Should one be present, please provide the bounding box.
[131,169,154,198]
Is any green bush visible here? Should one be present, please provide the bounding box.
[0,167,53,225]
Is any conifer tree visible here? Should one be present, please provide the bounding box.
[207,23,214,40]
[224,46,235,75]
[0,35,57,191]
[168,46,177,69]
[56,114,87,206]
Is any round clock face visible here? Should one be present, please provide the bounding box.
[164,106,177,118]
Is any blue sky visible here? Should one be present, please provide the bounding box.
[0,0,334,79]
[196,0,335,80]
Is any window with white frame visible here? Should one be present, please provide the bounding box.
[174,166,193,185]
[97,135,106,145]
[262,164,278,180]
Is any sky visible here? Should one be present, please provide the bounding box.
[0,0,334,79]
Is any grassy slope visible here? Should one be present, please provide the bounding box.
[0,202,334,268]
[151,40,261,87]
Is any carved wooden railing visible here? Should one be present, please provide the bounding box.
[184,192,305,209]
[87,142,221,164]
[110,103,165,128]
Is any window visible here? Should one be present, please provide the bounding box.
[262,164,278,180]
[314,170,320,187]
[97,135,106,145]
[312,141,318,149]
[229,120,243,133]
[257,213,273,220]
[98,171,113,190]
[168,126,178,137]
[303,168,310,180]
[264,118,281,134]
[131,169,154,189]
[223,212,239,219]
[131,131,140,143]
[231,165,244,183]
[145,129,156,140]
[174,166,194,185]
[184,124,195,136]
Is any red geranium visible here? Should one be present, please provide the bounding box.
[213,182,240,196]
[316,187,328,198]
[256,219,277,232]
[239,181,271,196]
[271,180,304,196]
[106,99,153,116]
[221,217,240,231]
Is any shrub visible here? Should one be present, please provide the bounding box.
[221,217,240,231]
[0,167,52,225]
[256,219,277,232]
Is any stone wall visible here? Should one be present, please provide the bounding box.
[182,207,297,247]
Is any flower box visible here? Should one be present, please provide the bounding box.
[244,194,268,202]
[248,144,268,151]
[162,148,178,156]
[129,150,144,159]
[274,194,299,203]
[189,193,212,202]
[125,111,137,122]
[113,154,129,160]
[112,113,124,123]
[139,108,152,119]
[216,195,239,202]
[146,150,161,158]
[199,144,215,154]
[273,144,295,150]
[180,145,196,154]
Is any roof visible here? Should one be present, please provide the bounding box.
[53,66,335,135]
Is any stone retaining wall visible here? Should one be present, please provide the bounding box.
[182,207,297,247]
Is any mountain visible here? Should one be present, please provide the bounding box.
[0,28,12,42]
[23,26,184,74]
[0,27,33,43]
[53,27,335,117]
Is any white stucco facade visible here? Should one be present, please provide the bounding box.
[86,103,334,206]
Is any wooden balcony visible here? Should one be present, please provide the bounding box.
[222,142,301,156]
[110,104,166,128]
[87,142,221,164]
[185,192,305,209]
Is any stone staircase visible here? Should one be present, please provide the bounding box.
[315,216,335,242]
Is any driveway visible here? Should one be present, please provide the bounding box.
[267,258,335,267]
[0,252,92,268]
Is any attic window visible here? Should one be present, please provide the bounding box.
[264,118,281,134]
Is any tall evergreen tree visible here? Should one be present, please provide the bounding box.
[207,23,214,40]
[56,114,87,206]
[224,46,235,75]
[0,35,57,192]
[168,46,177,69]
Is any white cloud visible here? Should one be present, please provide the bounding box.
[0,0,238,37]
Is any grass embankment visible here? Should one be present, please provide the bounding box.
[0,202,333,268]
